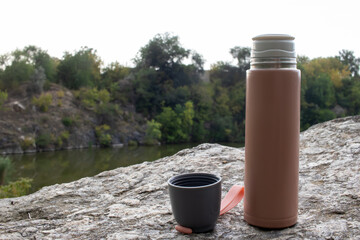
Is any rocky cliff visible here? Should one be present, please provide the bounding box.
[0,116,359,239]
[0,83,145,155]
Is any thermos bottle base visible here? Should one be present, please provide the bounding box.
[244,213,297,229]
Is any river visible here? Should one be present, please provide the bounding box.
[8,143,243,194]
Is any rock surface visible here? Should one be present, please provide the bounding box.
[0,116,359,239]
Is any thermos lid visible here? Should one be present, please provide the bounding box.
[251,34,296,59]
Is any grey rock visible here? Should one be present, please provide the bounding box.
[0,116,359,239]
[332,104,346,117]
[111,143,124,148]
[11,101,26,112]
[0,145,23,155]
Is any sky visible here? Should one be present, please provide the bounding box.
[1,0,359,69]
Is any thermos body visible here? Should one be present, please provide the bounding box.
[244,34,301,228]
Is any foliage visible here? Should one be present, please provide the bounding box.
[0,58,34,89]
[0,90,8,110]
[62,116,75,127]
[230,46,251,73]
[336,49,360,77]
[57,47,101,89]
[305,73,335,108]
[134,33,190,71]
[144,120,162,145]
[20,45,57,82]
[1,34,360,145]
[77,87,120,123]
[128,140,138,146]
[302,57,350,88]
[100,62,131,89]
[133,33,204,117]
[56,90,65,98]
[156,101,195,143]
[0,178,33,199]
[95,124,112,147]
[349,81,360,114]
[0,46,56,90]
[32,93,52,112]
[56,131,70,148]
[20,136,35,150]
[35,132,53,148]
[78,88,110,110]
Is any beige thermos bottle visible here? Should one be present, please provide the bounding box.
[244,34,300,228]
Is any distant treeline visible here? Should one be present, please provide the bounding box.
[1,33,359,144]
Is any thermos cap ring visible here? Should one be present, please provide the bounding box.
[251,34,296,68]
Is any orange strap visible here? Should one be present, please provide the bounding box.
[175,185,245,234]
[220,185,244,215]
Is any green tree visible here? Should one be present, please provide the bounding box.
[190,83,213,142]
[156,106,182,143]
[144,120,162,145]
[100,62,131,90]
[210,61,244,87]
[134,33,190,72]
[0,59,34,89]
[305,73,336,108]
[303,57,350,88]
[336,49,360,78]
[100,62,132,105]
[95,124,112,147]
[57,47,101,89]
[349,81,360,114]
[155,101,195,143]
[183,101,195,135]
[230,46,251,71]
[0,46,57,90]
[133,33,204,117]
[21,45,57,82]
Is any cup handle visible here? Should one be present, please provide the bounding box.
[175,185,245,234]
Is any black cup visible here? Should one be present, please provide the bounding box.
[168,173,222,233]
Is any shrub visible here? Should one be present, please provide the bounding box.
[56,90,65,98]
[128,140,138,147]
[0,178,33,199]
[32,93,52,112]
[20,136,35,150]
[55,137,63,148]
[0,90,8,111]
[95,124,112,147]
[62,117,73,127]
[144,120,162,145]
[60,130,70,140]
[55,131,70,148]
[77,88,118,116]
[78,88,101,109]
[35,132,53,148]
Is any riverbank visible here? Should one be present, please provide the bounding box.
[0,83,146,155]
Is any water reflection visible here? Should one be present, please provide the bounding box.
[9,143,243,193]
